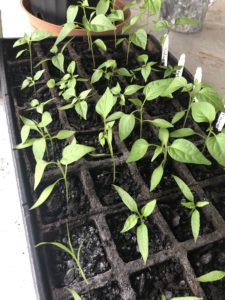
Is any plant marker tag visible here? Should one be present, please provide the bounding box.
[161,34,169,67]
[176,53,186,77]
[216,110,225,131]
[193,67,202,102]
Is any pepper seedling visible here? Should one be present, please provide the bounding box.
[66,288,81,300]
[21,69,45,91]
[113,184,156,264]
[36,223,88,284]
[133,54,157,82]
[27,98,55,114]
[173,175,209,242]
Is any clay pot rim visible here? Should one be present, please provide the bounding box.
[21,0,131,36]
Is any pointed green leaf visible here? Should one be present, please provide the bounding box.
[170,128,196,138]
[171,111,185,124]
[91,69,104,84]
[54,130,75,140]
[150,118,173,129]
[66,288,81,300]
[195,86,224,112]
[137,223,148,263]
[206,133,225,167]
[151,146,163,162]
[196,201,209,208]
[36,241,72,256]
[191,102,216,123]
[52,53,64,73]
[67,61,76,74]
[91,14,116,32]
[96,0,110,15]
[150,163,164,191]
[34,70,45,81]
[53,23,75,48]
[121,214,138,233]
[32,138,46,161]
[124,85,143,96]
[66,5,78,23]
[39,111,52,128]
[75,101,88,120]
[21,125,30,144]
[31,30,51,42]
[34,160,48,190]
[30,181,57,209]
[197,270,225,282]
[113,185,138,212]
[168,139,211,165]
[172,175,194,201]
[126,139,149,162]
[130,29,147,50]
[94,38,107,51]
[61,141,95,165]
[95,87,116,119]
[119,113,135,141]
[191,209,200,242]
[141,199,157,217]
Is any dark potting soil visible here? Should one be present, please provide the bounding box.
[38,176,90,225]
[158,195,214,242]
[106,212,171,263]
[205,184,225,221]
[130,259,193,299]
[189,239,225,300]
[76,131,122,161]
[136,158,177,192]
[46,222,110,288]
[145,98,178,117]
[81,281,122,300]
[90,164,142,206]
[66,104,102,131]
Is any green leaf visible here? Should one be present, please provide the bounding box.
[144,78,173,101]
[141,64,151,82]
[67,61,76,74]
[91,14,116,32]
[62,87,76,100]
[21,125,30,144]
[168,139,211,165]
[121,214,138,233]
[119,114,135,141]
[39,111,52,127]
[129,98,142,107]
[206,133,225,167]
[153,19,169,31]
[124,84,143,96]
[196,201,209,208]
[94,39,107,51]
[171,111,186,124]
[36,241,72,256]
[170,128,196,138]
[54,130,75,140]
[66,5,78,23]
[95,87,116,119]
[191,209,200,242]
[15,138,36,149]
[91,69,104,84]
[137,223,148,263]
[96,0,110,15]
[30,181,57,209]
[126,139,149,162]
[61,141,95,165]
[141,199,156,217]
[150,118,173,129]
[34,160,48,190]
[191,102,216,123]
[47,79,55,88]
[34,70,45,81]
[150,163,164,191]
[195,86,224,112]
[66,288,81,300]
[106,111,123,122]
[130,29,147,50]
[52,53,64,73]
[172,175,194,202]
[75,101,88,120]
[13,37,27,47]
[160,77,187,98]
[175,17,199,25]
[32,138,46,161]
[113,185,138,212]
[159,128,169,145]
[16,49,27,58]
[151,146,163,162]
[21,78,31,90]
[117,68,131,77]
[142,0,162,15]
[171,297,203,300]
[79,89,92,100]
[182,202,195,209]
[197,270,225,282]
[31,30,51,42]
[53,23,75,48]
[108,10,124,22]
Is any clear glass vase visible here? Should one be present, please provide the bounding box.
[160,0,210,33]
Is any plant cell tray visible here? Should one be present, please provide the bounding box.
[1,36,225,300]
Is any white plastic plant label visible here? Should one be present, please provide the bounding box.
[216,111,225,131]
[176,53,186,77]
[193,67,202,102]
[161,34,169,67]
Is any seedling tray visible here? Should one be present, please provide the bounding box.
[1,36,225,300]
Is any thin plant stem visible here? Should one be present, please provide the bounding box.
[28,42,33,77]
[126,41,131,65]
[88,32,95,68]
[183,93,192,127]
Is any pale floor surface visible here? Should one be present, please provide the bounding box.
[0,0,225,299]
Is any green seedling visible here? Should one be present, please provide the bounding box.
[133,54,157,82]
[67,288,81,300]
[47,60,87,96]
[36,224,88,284]
[160,64,182,78]
[13,30,51,77]
[113,184,156,264]
[95,87,120,182]
[196,270,225,282]
[21,70,45,91]
[173,175,209,242]
[27,98,55,114]
[30,138,95,209]
[60,88,93,120]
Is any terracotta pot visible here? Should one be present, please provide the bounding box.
[21,0,131,36]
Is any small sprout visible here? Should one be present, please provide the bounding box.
[196,270,225,282]
[173,175,209,242]
[21,70,45,91]
[113,184,156,264]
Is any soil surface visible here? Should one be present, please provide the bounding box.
[81,281,122,300]
[130,259,193,299]
[106,212,171,262]
[205,185,225,221]
[189,239,225,300]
